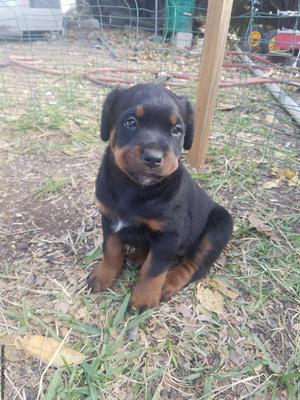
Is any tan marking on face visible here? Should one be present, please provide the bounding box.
[138,217,164,232]
[161,151,179,176]
[135,105,144,118]
[109,128,116,148]
[98,201,113,217]
[169,113,177,125]
[113,145,143,182]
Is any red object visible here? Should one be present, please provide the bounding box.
[272,30,300,51]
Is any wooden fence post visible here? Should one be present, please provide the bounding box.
[187,0,234,168]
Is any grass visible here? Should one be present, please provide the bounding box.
[0,37,299,400]
[36,176,69,197]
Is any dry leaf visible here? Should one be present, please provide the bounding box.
[248,213,280,241]
[270,168,300,187]
[219,103,238,111]
[288,174,300,187]
[74,306,89,320]
[15,335,86,367]
[0,334,15,346]
[285,169,297,179]
[175,303,193,319]
[272,167,297,179]
[265,114,274,123]
[152,327,168,340]
[0,335,26,361]
[262,180,281,189]
[196,283,224,315]
[210,278,239,300]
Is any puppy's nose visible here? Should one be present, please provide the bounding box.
[142,149,163,168]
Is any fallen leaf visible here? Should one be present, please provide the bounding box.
[288,174,300,187]
[272,167,297,179]
[285,169,297,179]
[0,335,26,361]
[265,114,274,123]
[254,364,263,374]
[210,278,239,300]
[262,179,282,189]
[15,335,86,367]
[74,306,89,320]
[0,334,15,346]
[219,103,238,111]
[196,283,224,315]
[152,327,168,340]
[175,303,193,319]
[248,213,280,241]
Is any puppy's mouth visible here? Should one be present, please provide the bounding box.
[113,146,179,186]
[129,170,164,186]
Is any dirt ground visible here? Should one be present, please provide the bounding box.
[0,31,300,399]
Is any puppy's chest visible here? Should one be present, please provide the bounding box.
[111,217,132,233]
[98,202,163,233]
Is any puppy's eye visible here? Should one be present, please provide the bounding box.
[171,125,183,136]
[124,117,137,128]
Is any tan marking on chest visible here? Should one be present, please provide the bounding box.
[138,217,164,232]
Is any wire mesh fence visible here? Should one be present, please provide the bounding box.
[1,2,300,399]
[0,0,299,169]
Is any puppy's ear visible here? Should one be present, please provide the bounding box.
[100,87,124,142]
[178,96,194,150]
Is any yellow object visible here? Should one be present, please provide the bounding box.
[248,30,261,47]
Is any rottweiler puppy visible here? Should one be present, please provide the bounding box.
[87,83,233,310]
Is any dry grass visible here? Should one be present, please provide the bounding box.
[0,32,299,399]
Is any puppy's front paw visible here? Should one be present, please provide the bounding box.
[161,282,176,301]
[87,262,114,293]
[130,284,161,311]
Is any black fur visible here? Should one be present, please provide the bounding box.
[91,83,233,306]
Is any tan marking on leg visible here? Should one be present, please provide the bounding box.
[131,253,167,309]
[161,260,197,299]
[87,234,124,292]
[162,238,213,299]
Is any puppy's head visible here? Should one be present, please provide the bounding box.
[101,84,194,186]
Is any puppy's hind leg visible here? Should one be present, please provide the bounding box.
[161,205,233,300]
